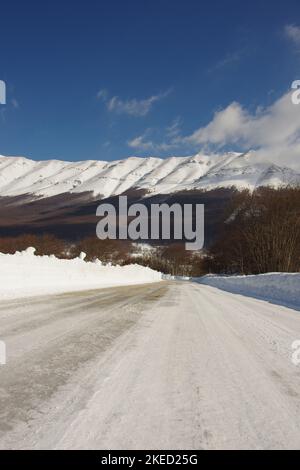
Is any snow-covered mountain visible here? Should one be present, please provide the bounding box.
[0,152,299,199]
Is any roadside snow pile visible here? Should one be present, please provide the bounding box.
[162,274,191,281]
[0,248,162,300]
[197,273,300,309]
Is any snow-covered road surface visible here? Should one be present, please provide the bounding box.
[0,281,300,449]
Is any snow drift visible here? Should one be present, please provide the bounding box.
[0,248,162,300]
[197,273,300,309]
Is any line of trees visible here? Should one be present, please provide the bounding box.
[0,234,132,263]
[0,234,205,276]
[0,186,299,275]
[131,244,206,277]
[207,187,300,274]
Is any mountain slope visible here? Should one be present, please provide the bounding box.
[0,152,299,200]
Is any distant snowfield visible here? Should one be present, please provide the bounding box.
[197,273,300,310]
[0,248,162,300]
[0,152,299,200]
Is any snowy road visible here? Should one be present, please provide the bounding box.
[0,281,300,449]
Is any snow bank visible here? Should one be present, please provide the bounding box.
[162,274,191,281]
[0,248,162,300]
[196,273,300,309]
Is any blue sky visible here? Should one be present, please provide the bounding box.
[0,0,300,162]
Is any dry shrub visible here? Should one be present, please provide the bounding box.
[0,234,67,258]
[208,186,300,274]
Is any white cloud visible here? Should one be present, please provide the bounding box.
[185,102,246,146]
[208,51,241,73]
[185,92,300,147]
[128,119,183,153]
[128,90,300,169]
[97,89,108,100]
[97,89,171,117]
[285,24,300,47]
[166,117,182,138]
[128,128,176,153]
[183,90,300,168]
[128,134,154,151]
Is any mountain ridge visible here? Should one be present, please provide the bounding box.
[0,152,299,200]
